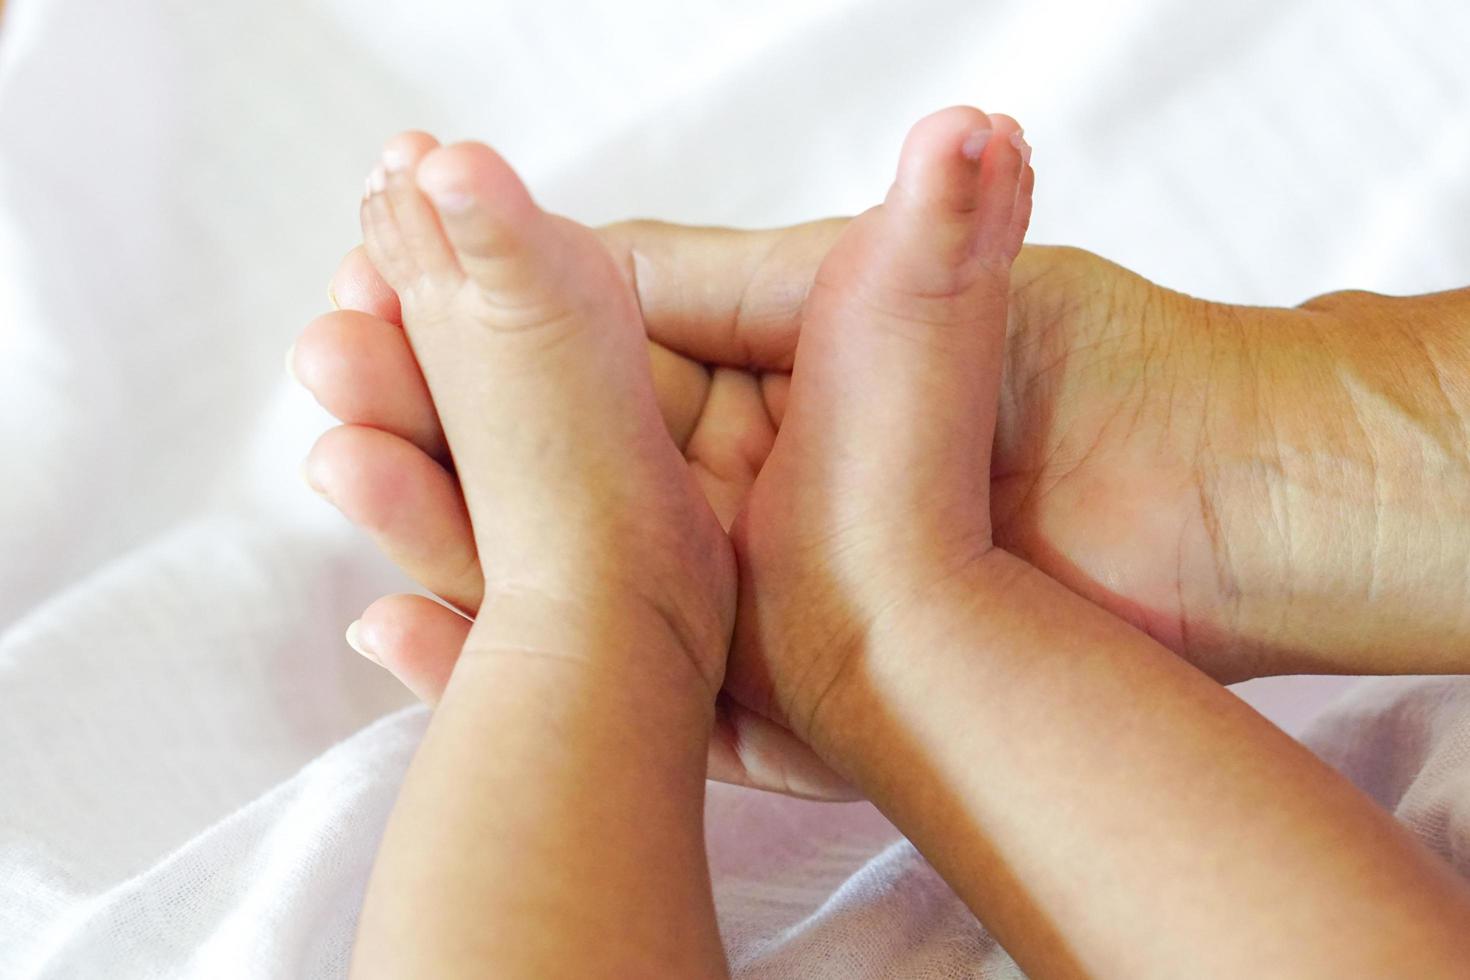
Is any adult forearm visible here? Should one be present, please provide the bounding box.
[352,594,727,979]
[808,551,1470,978]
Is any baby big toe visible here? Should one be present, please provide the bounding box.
[412,142,576,323]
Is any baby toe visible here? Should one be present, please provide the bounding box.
[360,130,461,292]
[378,131,462,288]
[412,141,582,325]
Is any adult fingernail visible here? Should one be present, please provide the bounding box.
[345,620,380,665]
[328,285,339,309]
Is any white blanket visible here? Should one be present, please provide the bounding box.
[2,0,1468,975]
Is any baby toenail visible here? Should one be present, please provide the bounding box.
[368,165,387,194]
[425,187,475,213]
[1009,131,1033,165]
[382,147,408,174]
[961,128,992,161]
[345,620,381,665]
[301,458,325,495]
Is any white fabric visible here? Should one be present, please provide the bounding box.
[2,0,1468,975]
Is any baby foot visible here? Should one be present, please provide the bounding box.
[730,106,1033,736]
[359,133,734,688]
[793,106,1029,536]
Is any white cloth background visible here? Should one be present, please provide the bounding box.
[2,0,1468,975]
